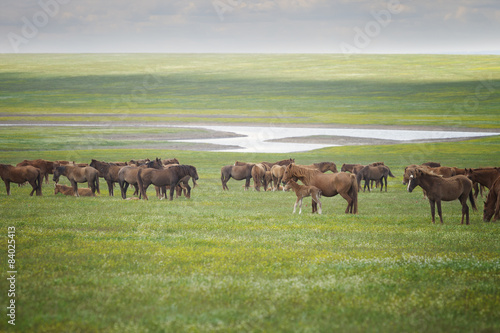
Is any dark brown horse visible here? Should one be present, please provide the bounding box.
[483,177,500,222]
[53,165,100,197]
[407,167,477,224]
[0,164,42,196]
[89,159,125,196]
[341,163,363,174]
[117,159,163,199]
[221,163,254,191]
[16,159,55,184]
[283,164,358,214]
[356,165,395,192]
[137,165,199,200]
[466,167,500,189]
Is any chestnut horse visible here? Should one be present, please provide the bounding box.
[483,177,500,222]
[407,167,476,224]
[283,164,358,214]
[53,165,100,197]
[0,164,42,196]
[118,159,163,199]
[220,163,254,191]
[271,165,286,191]
[284,179,322,214]
[90,159,126,196]
[16,159,55,184]
[465,167,500,189]
[137,165,199,200]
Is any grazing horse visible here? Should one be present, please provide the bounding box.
[251,163,268,191]
[54,184,93,197]
[90,159,125,196]
[283,164,358,214]
[465,168,500,190]
[0,164,42,196]
[407,167,477,224]
[53,165,100,197]
[341,163,363,174]
[137,165,199,200]
[16,159,55,184]
[284,179,322,214]
[356,165,395,192]
[483,177,500,222]
[220,163,254,191]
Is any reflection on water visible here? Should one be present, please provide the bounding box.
[171,125,499,153]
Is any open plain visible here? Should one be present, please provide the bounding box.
[0,54,499,332]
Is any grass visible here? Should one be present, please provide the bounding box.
[0,53,499,332]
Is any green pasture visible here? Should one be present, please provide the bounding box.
[1,53,500,128]
[1,54,500,332]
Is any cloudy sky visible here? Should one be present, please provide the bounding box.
[1,0,499,54]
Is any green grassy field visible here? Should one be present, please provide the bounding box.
[1,54,500,332]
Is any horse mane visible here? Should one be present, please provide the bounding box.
[416,167,443,178]
[290,164,321,183]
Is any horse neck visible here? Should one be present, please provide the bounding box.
[414,173,439,191]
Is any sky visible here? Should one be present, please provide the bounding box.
[1,0,500,54]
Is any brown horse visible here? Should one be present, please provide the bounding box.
[118,159,164,199]
[54,184,93,197]
[271,165,287,191]
[466,168,500,189]
[137,165,199,200]
[283,164,358,214]
[356,165,395,192]
[302,162,338,173]
[284,179,322,214]
[16,159,55,184]
[251,163,268,191]
[220,163,254,191]
[483,177,500,222]
[0,164,42,196]
[90,159,126,196]
[53,165,100,197]
[341,163,363,174]
[261,158,295,169]
[407,167,477,224]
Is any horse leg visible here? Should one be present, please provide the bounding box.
[298,198,303,214]
[428,199,436,223]
[313,194,322,214]
[119,181,128,199]
[5,180,11,195]
[245,177,251,191]
[293,198,299,214]
[311,200,317,214]
[28,179,37,196]
[436,200,443,224]
[461,197,470,225]
[70,180,79,197]
[339,192,353,214]
[493,194,500,222]
[107,180,114,196]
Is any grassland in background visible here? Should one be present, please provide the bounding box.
[1,53,500,128]
[0,54,499,332]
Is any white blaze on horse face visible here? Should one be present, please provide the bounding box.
[407,174,414,192]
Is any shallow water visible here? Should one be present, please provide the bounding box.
[171,125,500,153]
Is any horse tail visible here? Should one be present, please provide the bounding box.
[388,169,395,178]
[469,188,478,211]
[36,169,43,195]
[349,174,358,214]
[137,168,147,200]
[94,172,100,195]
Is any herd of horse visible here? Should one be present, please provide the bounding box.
[1,157,500,224]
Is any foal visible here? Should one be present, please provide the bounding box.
[285,180,322,214]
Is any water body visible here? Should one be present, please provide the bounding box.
[170,125,500,153]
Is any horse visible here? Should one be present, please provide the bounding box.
[90,159,127,196]
[251,163,268,191]
[54,184,93,197]
[154,164,198,199]
[0,164,42,196]
[283,164,358,214]
[16,159,55,184]
[220,163,254,191]
[162,158,180,166]
[284,179,322,214]
[466,167,500,190]
[341,163,363,174]
[137,165,199,200]
[261,158,295,169]
[271,165,286,191]
[118,159,164,199]
[303,162,338,173]
[406,167,477,225]
[483,177,500,222]
[356,165,395,192]
[53,165,100,197]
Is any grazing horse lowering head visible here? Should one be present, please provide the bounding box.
[53,166,65,183]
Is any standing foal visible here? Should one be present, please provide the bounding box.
[285,180,322,214]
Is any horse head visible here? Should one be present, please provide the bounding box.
[406,169,423,193]
[52,166,65,183]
